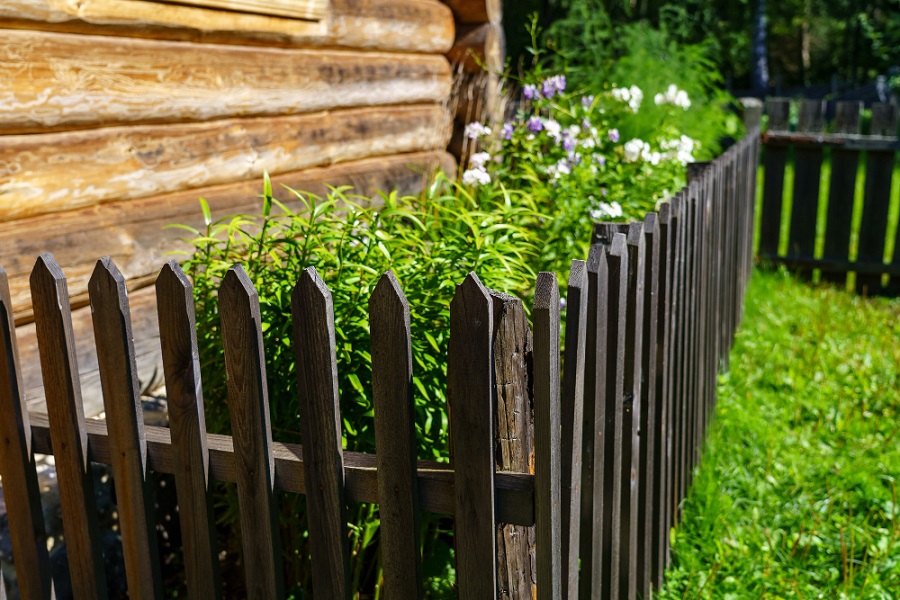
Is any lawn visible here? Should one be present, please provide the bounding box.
[658,269,900,598]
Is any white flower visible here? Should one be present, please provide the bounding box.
[543,118,563,142]
[655,85,691,110]
[623,138,645,162]
[590,201,624,220]
[546,159,571,182]
[661,135,697,165]
[646,151,662,166]
[462,167,491,186]
[464,122,492,139]
[627,86,643,112]
[611,86,631,103]
[470,152,491,168]
[566,124,581,138]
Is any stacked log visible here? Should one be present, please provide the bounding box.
[442,0,506,165]
[0,0,459,414]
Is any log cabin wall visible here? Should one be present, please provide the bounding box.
[442,0,506,162]
[0,0,461,415]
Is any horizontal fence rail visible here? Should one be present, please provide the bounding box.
[759,97,900,295]
[0,128,759,599]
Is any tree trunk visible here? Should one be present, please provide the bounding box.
[752,0,770,95]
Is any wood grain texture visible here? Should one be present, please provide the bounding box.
[292,267,350,599]
[578,243,608,600]
[0,266,52,600]
[441,0,501,23]
[0,104,450,221]
[218,266,284,600]
[28,412,536,524]
[29,255,108,599]
[448,272,497,599]
[2,151,456,321]
[490,290,535,599]
[155,261,220,599]
[560,260,587,600]
[16,283,160,420]
[533,272,562,600]
[617,223,645,600]
[446,22,505,74]
[369,271,422,599]
[0,0,456,54]
[168,0,328,20]
[0,29,451,134]
[760,98,791,256]
[88,257,163,600]
[638,213,660,600]
[590,226,627,600]
[654,203,673,586]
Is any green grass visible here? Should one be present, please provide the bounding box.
[659,269,900,598]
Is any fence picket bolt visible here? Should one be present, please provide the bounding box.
[156,261,221,599]
[369,270,421,599]
[0,265,52,600]
[30,255,108,599]
[448,272,497,599]
[89,257,163,600]
[292,266,351,599]
[533,272,562,600]
[219,266,284,600]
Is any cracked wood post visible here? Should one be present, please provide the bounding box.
[489,288,536,599]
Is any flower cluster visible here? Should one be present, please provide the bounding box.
[523,75,568,101]
[611,85,644,113]
[660,135,697,165]
[462,151,492,186]
[654,84,691,109]
[464,122,492,140]
[623,138,662,165]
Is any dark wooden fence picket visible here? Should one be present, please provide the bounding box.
[0,127,762,600]
[31,255,108,600]
[219,266,284,600]
[369,271,422,599]
[89,258,164,600]
[759,97,899,295]
[0,266,52,600]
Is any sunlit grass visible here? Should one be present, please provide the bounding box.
[659,269,900,598]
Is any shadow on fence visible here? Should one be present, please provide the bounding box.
[0,126,759,599]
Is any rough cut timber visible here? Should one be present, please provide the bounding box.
[0,29,452,134]
[12,151,455,418]
[2,151,456,323]
[0,0,455,54]
[0,104,452,221]
[442,0,501,24]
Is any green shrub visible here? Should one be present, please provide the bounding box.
[177,173,538,596]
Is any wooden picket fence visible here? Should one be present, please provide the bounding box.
[0,126,759,599]
[758,97,900,295]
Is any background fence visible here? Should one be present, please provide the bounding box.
[758,97,900,295]
[0,126,759,599]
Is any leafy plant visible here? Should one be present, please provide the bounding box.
[176,173,538,596]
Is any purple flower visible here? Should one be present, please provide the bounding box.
[523,84,539,100]
[560,297,567,311]
[608,128,620,143]
[540,75,567,99]
[501,121,514,141]
[563,137,576,152]
[526,116,543,133]
[582,95,595,107]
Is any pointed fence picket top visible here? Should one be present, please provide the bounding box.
[579,242,609,600]
[560,260,587,600]
[292,266,350,599]
[638,213,661,600]
[88,257,163,600]
[0,266,52,600]
[156,261,221,599]
[592,227,628,600]
[369,271,422,599]
[490,289,535,599]
[448,272,497,599]
[30,255,108,600]
[219,266,284,600]
[533,272,562,600]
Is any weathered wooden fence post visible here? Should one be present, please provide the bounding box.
[822,101,862,287]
